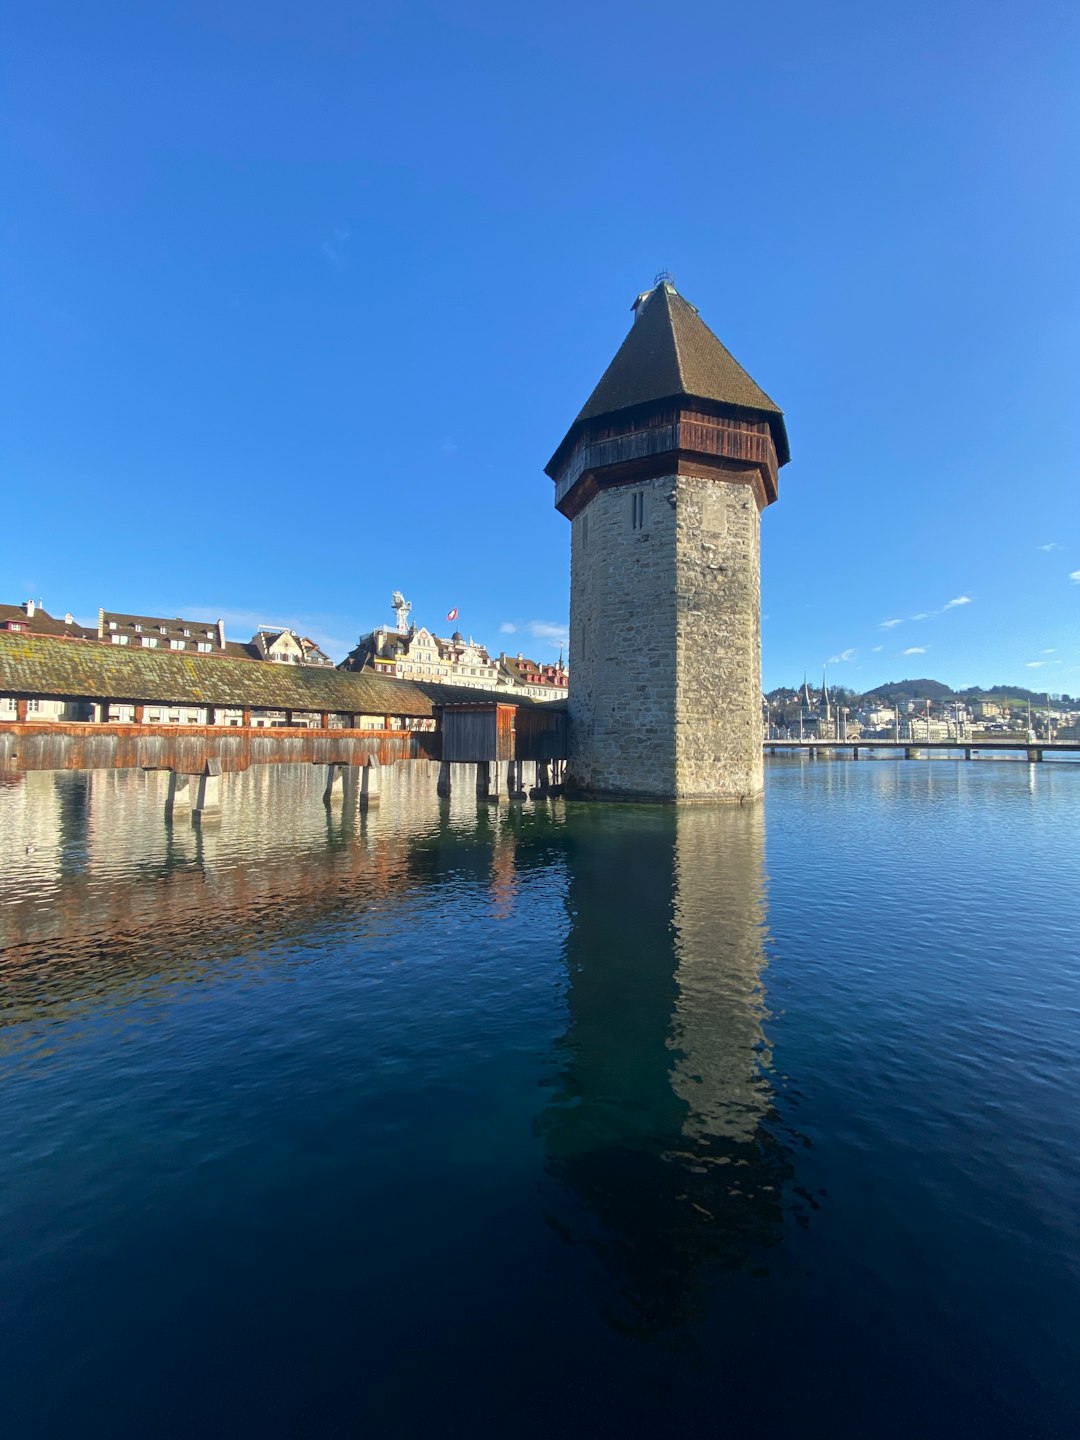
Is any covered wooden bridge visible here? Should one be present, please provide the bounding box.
[0,632,566,812]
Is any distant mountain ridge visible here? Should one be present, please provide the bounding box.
[767,678,1075,706]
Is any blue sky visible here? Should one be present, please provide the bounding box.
[3,0,1078,692]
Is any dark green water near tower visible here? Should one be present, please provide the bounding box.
[1,760,1079,1437]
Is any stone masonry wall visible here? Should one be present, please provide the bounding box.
[673,471,763,801]
[568,474,679,797]
[568,469,763,801]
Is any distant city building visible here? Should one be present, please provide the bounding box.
[1,599,92,640]
[98,611,332,667]
[99,609,226,653]
[227,627,334,667]
[341,594,567,701]
[497,652,569,700]
[0,602,93,719]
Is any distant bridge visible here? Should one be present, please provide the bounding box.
[765,739,1080,763]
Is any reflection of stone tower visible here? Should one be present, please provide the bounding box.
[545,277,790,802]
[540,805,796,1336]
[668,807,773,1145]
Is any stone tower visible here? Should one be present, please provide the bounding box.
[545,278,790,802]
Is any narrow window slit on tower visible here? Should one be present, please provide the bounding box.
[631,491,645,530]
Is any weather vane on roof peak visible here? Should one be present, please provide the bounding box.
[654,269,675,288]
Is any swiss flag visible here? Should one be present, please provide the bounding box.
[447,607,459,622]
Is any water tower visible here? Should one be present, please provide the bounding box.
[545,276,790,801]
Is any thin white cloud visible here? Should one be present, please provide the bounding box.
[1070,570,1080,583]
[499,619,569,654]
[871,644,884,652]
[1038,543,1061,552]
[827,648,856,664]
[1025,661,1046,668]
[910,612,930,621]
[879,618,903,629]
[902,646,927,656]
[943,595,972,609]
[1042,649,1056,655]
[319,226,350,263]
[182,605,352,660]
[523,620,569,649]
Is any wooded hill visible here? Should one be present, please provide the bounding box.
[766,679,1075,707]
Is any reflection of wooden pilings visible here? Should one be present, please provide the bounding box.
[165,771,191,818]
[360,756,381,807]
[194,758,222,818]
[437,761,452,797]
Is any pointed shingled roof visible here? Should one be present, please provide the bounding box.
[550,281,789,469]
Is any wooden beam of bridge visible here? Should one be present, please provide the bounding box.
[0,722,436,776]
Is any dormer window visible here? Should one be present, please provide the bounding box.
[108,621,117,631]
[134,623,142,632]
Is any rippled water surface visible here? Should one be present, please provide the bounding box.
[1,758,1079,1438]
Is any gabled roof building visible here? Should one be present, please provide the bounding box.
[1,600,93,640]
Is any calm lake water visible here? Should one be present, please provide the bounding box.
[1,758,1079,1439]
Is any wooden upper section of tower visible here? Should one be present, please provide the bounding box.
[546,280,790,518]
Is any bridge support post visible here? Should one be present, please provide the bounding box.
[437,761,452,797]
[851,746,860,759]
[194,758,222,818]
[324,763,347,806]
[1027,746,1043,763]
[508,761,526,798]
[360,757,381,808]
[964,747,973,761]
[533,760,550,796]
[165,771,192,818]
[481,761,507,803]
[905,747,919,760]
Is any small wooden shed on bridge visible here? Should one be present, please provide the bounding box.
[440,701,566,763]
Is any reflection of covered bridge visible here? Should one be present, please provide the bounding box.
[0,633,566,813]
